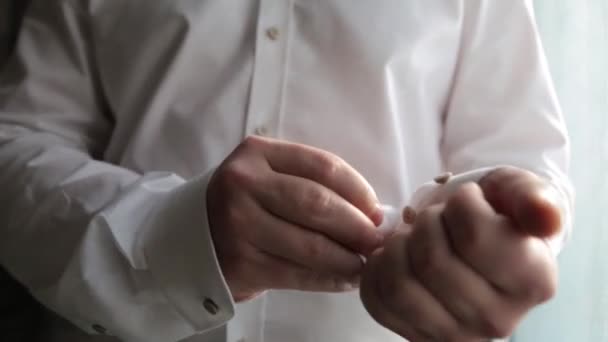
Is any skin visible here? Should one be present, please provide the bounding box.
[207,136,384,301]
[360,167,562,341]
[208,137,562,340]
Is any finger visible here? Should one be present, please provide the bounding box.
[250,136,383,225]
[252,205,364,278]
[443,183,558,303]
[361,235,469,341]
[256,172,384,254]
[360,246,441,342]
[253,250,359,293]
[360,284,436,342]
[479,167,562,238]
[409,204,522,338]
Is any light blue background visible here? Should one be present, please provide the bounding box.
[515,1,608,341]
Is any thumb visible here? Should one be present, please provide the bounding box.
[478,167,562,238]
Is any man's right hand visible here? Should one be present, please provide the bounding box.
[207,136,384,302]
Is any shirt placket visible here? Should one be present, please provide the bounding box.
[245,0,292,139]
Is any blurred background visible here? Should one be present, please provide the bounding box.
[516,1,608,341]
[0,0,607,341]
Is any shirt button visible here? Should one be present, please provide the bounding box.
[254,126,268,136]
[266,27,280,40]
[203,297,220,315]
[92,324,107,335]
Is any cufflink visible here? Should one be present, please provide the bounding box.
[92,324,107,335]
[203,297,220,315]
[434,172,453,185]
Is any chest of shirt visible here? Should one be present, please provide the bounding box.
[83,0,461,196]
[86,0,461,119]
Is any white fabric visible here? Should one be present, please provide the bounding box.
[0,0,573,341]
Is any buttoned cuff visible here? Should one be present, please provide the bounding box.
[405,166,571,257]
[58,170,235,342]
[139,170,235,335]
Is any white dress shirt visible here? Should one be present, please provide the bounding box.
[0,0,573,341]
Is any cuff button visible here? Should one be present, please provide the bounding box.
[92,324,107,335]
[203,297,220,315]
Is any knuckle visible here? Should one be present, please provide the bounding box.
[301,185,333,216]
[414,205,443,230]
[445,183,479,219]
[304,234,330,260]
[314,152,343,182]
[218,160,256,188]
[411,241,444,280]
[240,135,266,151]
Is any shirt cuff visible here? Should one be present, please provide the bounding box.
[395,166,571,257]
[139,170,235,335]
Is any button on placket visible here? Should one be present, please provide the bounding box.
[244,0,291,140]
[255,126,269,136]
[266,27,280,40]
[239,4,291,338]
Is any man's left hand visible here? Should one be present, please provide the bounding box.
[360,167,562,341]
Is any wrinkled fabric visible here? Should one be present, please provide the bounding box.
[0,0,572,341]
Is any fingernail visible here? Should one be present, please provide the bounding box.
[402,206,417,225]
[371,204,384,227]
[434,172,453,185]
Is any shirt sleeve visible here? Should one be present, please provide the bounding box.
[0,1,234,341]
[422,0,574,255]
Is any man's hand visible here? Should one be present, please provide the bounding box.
[360,167,562,341]
[207,136,384,302]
